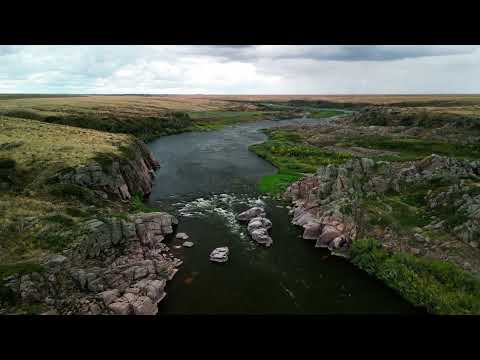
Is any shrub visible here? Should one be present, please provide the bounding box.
[130,193,158,213]
[48,183,98,204]
[350,238,480,314]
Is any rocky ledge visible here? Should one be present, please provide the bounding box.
[237,207,274,247]
[53,140,160,201]
[4,212,181,315]
[284,154,480,271]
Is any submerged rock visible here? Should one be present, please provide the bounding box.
[182,241,194,248]
[209,247,229,263]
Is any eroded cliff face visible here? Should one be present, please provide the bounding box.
[1,140,184,315]
[284,154,480,272]
[4,212,182,315]
[54,140,160,201]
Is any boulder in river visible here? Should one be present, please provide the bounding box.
[250,228,273,247]
[176,232,189,240]
[247,216,273,247]
[237,207,266,222]
[182,241,194,248]
[209,247,229,263]
[247,217,272,233]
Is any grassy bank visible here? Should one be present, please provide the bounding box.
[342,136,480,162]
[249,129,352,194]
[187,110,274,131]
[0,95,303,141]
[309,109,346,119]
[0,116,139,265]
[350,238,480,314]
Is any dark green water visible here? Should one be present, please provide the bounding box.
[147,118,420,314]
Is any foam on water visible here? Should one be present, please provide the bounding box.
[174,193,266,242]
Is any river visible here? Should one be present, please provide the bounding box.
[147,116,419,314]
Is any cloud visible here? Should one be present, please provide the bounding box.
[1,45,480,94]
[252,45,479,62]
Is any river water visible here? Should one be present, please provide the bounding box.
[147,117,419,314]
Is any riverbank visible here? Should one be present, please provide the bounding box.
[0,116,182,314]
[0,96,316,314]
[146,117,418,314]
[3,95,480,315]
[250,108,480,314]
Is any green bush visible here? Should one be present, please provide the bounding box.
[44,214,75,226]
[35,232,71,252]
[130,193,158,213]
[42,112,193,141]
[48,183,98,204]
[350,238,480,314]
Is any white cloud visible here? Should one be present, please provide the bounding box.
[1,45,480,94]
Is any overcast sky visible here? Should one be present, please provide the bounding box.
[1,45,480,94]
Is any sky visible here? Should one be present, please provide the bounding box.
[1,45,480,94]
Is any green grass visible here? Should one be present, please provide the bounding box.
[41,112,193,142]
[130,193,159,213]
[343,136,480,162]
[350,238,480,314]
[364,178,454,231]
[364,196,432,230]
[188,111,272,131]
[257,171,304,194]
[309,109,345,119]
[249,129,352,193]
[0,262,44,279]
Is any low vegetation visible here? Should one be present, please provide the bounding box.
[345,136,480,162]
[249,128,352,194]
[350,238,480,315]
[0,117,134,265]
[309,109,346,119]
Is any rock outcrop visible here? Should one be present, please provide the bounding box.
[284,154,480,254]
[237,207,266,222]
[53,140,160,201]
[4,212,181,315]
[237,207,274,247]
[247,217,273,247]
[210,247,229,263]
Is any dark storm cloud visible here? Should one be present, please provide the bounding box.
[192,45,478,62]
[298,46,477,61]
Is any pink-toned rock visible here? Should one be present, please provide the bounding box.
[98,289,120,306]
[315,226,341,248]
[329,236,346,249]
[237,207,266,222]
[292,210,316,227]
[132,296,157,315]
[250,228,273,247]
[247,217,272,233]
[108,301,131,315]
[302,222,323,240]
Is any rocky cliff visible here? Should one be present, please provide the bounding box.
[3,212,181,315]
[1,138,183,315]
[284,154,480,272]
[54,140,160,201]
